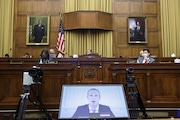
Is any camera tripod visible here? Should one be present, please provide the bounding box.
[14,85,53,120]
[124,79,148,119]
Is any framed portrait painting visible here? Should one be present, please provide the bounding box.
[26,15,50,45]
[128,17,147,43]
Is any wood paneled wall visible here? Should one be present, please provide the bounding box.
[113,0,161,58]
[14,0,64,58]
[13,0,161,58]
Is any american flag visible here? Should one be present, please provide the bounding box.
[57,18,65,57]
[29,18,32,36]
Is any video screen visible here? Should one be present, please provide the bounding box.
[58,84,129,119]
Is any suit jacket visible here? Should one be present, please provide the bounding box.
[34,24,45,43]
[134,26,145,40]
[72,104,115,118]
[137,56,155,63]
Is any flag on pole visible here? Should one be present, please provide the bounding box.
[57,17,65,58]
[29,18,33,37]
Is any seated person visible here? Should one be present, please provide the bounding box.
[87,49,92,54]
[22,53,30,58]
[5,53,9,58]
[72,88,115,118]
[86,49,99,56]
[39,50,49,64]
[57,52,64,58]
[49,48,56,62]
[137,48,155,63]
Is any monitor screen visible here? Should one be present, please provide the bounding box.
[58,84,130,119]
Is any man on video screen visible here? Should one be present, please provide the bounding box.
[72,88,115,118]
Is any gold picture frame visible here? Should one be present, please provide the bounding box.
[26,15,50,45]
[128,17,147,44]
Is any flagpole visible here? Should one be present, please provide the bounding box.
[59,12,62,19]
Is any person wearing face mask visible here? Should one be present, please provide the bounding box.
[137,48,155,63]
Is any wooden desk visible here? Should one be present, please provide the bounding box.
[0,57,180,118]
[110,63,180,108]
[0,63,74,109]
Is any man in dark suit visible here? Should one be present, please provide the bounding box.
[34,19,45,43]
[137,48,155,63]
[134,21,145,40]
[130,21,145,41]
[72,88,115,119]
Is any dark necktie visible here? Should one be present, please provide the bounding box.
[92,109,96,113]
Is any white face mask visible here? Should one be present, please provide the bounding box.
[142,53,148,57]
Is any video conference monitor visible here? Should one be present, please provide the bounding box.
[58,84,130,119]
